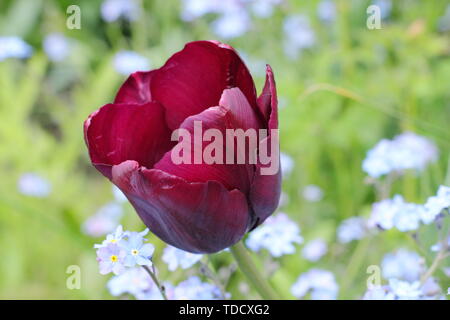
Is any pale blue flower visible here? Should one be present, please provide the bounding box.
[137,281,174,300]
[246,213,303,257]
[291,269,338,300]
[173,276,222,300]
[43,33,70,62]
[83,203,123,237]
[430,236,450,252]
[381,249,423,282]
[372,0,392,19]
[388,279,422,300]
[337,217,366,243]
[363,132,438,178]
[180,0,222,21]
[94,225,128,248]
[283,15,315,58]
[17,173,51,198]
[112,185,127,203]
[422,185,450,224]
[119,229,154,267]
[212,9,251,39]
[363,286,395,300]
[368,195,405,230]
[302,184,324,202]
[107,267,151,297]
[96,243,127,275]
[392,203,422,232]
[438,5,450,31]
[101,0,139,22]
[302,239,327,262]
[249,0,282,18]
[317,0,336,23]
[162,245,203,271]
[113,51,150,75]
[280,152,294,178]
[0,36,33,61]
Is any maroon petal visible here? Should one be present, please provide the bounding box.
[114,71,154,104]
[151,40,257,129]
[154,105,254,194]
[249,65,281,227]
[112,160,251,253]
[84,102,174,178]
[256,65,277,123]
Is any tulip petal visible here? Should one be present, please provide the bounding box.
[256,65,277,123]
[151,40,257,129]
[84,102,174,178]
[112,160,251,253]
[154,105,254,194]
[219,87,262,131]
[114,71,155,104]
[249,65,281,227]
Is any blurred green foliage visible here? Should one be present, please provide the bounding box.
[0,0,449,299]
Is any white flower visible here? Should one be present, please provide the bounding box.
[83,203,123,237]
[302,184,324,202]
[17,173,51,198]
[43,33,70,62]
[381,249,423,282]
[337,217,366,243]
[113,51,150,75]
[0,36,33,61]
[302,239,327,262]
[291,269,338,300]
[101,0,139,22]
[162,245,203,271]
[246,213,303,257]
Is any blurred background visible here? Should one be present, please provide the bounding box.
[0,0,449,299]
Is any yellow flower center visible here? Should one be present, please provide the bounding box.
[131,249,139,256]
[111,239,117,244]
[110,255,118,262]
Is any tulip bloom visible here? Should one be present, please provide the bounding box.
[84,41,280,253]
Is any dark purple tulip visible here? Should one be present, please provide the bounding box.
[84,41,280,253]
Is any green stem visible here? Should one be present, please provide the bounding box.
[230,242,279,300]
[143,265,168,300]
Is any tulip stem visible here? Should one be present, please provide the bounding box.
[230,242,279,300]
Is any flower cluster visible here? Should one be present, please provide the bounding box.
[95,226,154,275]
[246,213,303,257]
[368,186,450,232]
[180,0,282,39]
[291,269,339,300]
[363,248,445,300]
[362,132,438,178]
